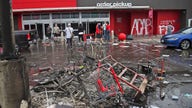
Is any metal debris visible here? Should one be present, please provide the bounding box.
[29,41,169,107]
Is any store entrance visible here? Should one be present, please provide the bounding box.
[36,23,51,40]
[89,22,97,34]
[37,24,43,39]
[83,21,103,34]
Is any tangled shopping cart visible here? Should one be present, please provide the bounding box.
[85,55,148,107]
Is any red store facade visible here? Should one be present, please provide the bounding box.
[12,0,192,39]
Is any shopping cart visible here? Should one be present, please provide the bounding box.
[98,55,148,99]
[85,67,121,106]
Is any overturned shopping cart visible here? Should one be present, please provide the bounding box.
[97,55,148,100]
[86,55,148,106]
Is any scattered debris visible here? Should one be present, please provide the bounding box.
[47,104,73,108]
[26,35,192,108]
[153,45,164,48]
[183,74,191,77]
[30,40,192,107]
[172,95,179,100]
[149,105,160,108]
[112,43,119,46]
[162,55,170,57]
[175,49,182,52]
[38,66,53,72]
[184,93,192,99]
[163,81,169,84]
[30,55,151,107]
[127,35,133,40]
[120,45,129,48]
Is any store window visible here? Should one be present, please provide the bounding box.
[41,14,49,19]
[30,24,36,30]
[91,12,99,18]
[100,12,109,18]
[52,13,61,19]
[82,12,91,18]
[24,25,30,30]
[82,12,109,18]
[71,12,79,18]
[32,14,40,20]
[62,13,70,19]
[23,14,31,20]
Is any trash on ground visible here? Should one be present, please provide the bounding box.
[172,95,179,100]
[150,105,160,108]
[30,55,153,107]
[112,43,119,46]
[184,74,191,77]
[184,93,192,99]
[120,45,129,48]
[163,81,169,84]
[162,55,170,57]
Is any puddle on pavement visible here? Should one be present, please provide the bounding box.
[22,40,192,107]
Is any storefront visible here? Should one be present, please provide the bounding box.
[12,0,192,39]
[115,10,181,36]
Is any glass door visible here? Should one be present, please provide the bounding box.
[71,22,78,36]
[37,24,43,39]
[44,24,49,39]
[82,21,91,34]
[36,23,50,40]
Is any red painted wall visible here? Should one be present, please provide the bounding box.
[110,10,131,36]
[130,11,151,36]
[153,11,158,35]
[156,10,180,35]
[12,0,77,9]
[13,13,22,30]
[18,14,22,30]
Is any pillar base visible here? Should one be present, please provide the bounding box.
[0,57,30,108]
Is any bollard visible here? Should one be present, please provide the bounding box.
[111,30,114,43]
[60,31,64,42]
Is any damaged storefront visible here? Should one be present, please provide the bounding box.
[111,9,181,36]
[12,0,192,39]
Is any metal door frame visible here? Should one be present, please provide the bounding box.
[188,19,192,27]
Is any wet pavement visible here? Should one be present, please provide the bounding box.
[22,36,192,108]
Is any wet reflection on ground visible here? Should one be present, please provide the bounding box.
[22,39,192,107]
